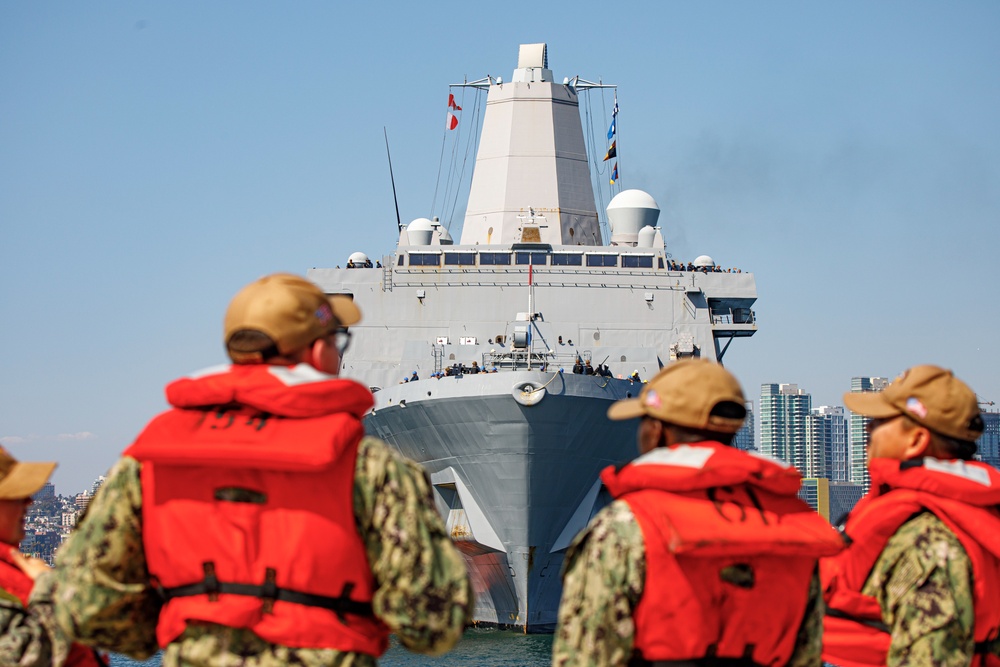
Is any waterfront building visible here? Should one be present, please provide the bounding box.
[760,384,812,474]
[812,406,847,481]
[828,481,866,524]
[33,482,55,500]
[847,376,889,492]
[797,478,830,520]
[74,490,92,512]
[978,412,999,469]
[734,401,756,452]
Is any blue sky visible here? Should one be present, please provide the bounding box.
[2,1,999,493]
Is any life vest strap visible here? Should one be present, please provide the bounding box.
[631,644,763,666]
[159,563,373,618]
[825,606,890,634]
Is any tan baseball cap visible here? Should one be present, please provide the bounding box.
[224,273,361,363]
[843,364,983,442]
[0,447,56,500]
[607,359,747,433]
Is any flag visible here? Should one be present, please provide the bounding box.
[446,111,459,130]
[607,116,616,141]
[603,140,616,161]
[610,161,618,184]
[612,98,619,118]
[448,93,462,111]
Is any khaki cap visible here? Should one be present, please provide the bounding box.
[843,364,983,442]
[224,273,361,363]
[0,447,56,500]
[607,359,747,433]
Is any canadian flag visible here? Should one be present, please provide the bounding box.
[447,111,459,130]
[448,93,462,111]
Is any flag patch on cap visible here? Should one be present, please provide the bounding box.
[905,396,928,419]
[644,389,662,409]
[315,304,334,326]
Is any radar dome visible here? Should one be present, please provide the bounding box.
[348,251,369,265]
[694,255,715,268]
[636,225,657,248]
[407,218,434,246]
[607,189,660,246]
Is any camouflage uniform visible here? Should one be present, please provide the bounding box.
[861,512,1000,666]
[552,500,824,667]
[38,435,473,666]
[0,580,70,667]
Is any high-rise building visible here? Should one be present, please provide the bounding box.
[760,383,812,473]
[734,401,756,452]
[828,482,866,525]
[812,406,848,481]
[797,478,830,520]
[847,376,889,492]
[978,411,1000,469]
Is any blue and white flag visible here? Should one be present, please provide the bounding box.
[607,116,616,141]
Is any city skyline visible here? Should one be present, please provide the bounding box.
[4,3,999,493]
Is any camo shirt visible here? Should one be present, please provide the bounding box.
[0,577,70,667]
[38,435,473,667]
[860,511,1000,666]
[552,499,824,667]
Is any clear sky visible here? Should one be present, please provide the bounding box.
[3,1,999,494]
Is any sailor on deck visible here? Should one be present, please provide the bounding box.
[553,359,843,666]
[42,273,472,666]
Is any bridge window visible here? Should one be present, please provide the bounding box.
[444,252,476,266]
[515,252,549,265]
[479,252,511,265]
[551,253,583,266]
[408,252,441,267]
[586,254,618,267]
[622,255,654,268]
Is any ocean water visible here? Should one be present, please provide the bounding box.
[109,629,555,666]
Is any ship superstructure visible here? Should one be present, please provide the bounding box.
[308,43,757,632]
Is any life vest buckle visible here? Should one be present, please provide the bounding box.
[261,568,278,614]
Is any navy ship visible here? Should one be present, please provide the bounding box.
[308,43,758,632]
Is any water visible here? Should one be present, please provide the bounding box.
[109,629,554,666]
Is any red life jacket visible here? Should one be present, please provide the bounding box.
[124,363,390,656]
[601,443,844,665]
[821,457,1000,667]
[0,544,107,667]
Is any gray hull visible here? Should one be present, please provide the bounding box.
[365,371,639,630]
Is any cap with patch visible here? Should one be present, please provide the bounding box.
[224,273,361,363]
[607,359,747,433]
[0,447,56,500]
[843,364,983,442]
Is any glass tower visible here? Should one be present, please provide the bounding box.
[848,376,889,492]
[760,383,812,474]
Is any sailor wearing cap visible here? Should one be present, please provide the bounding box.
[553,359,843,667]
[821,365,1000,666]
[0,447,105,666]
[42,273,472,666]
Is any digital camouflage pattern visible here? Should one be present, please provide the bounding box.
[552,499,824,667]
[861,511,1000,666]
[39,435,473,666]
[0,578,71,667]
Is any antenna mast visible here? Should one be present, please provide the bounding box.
[384,127,403,231]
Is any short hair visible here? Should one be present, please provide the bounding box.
[664,423,736,447]
[899,415,977,461]
[226,330,281,363]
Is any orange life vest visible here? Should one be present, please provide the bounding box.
[821,457,1000,667]
[601,443,844,666]
[124,363,390,655]
[0,544,108,667]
